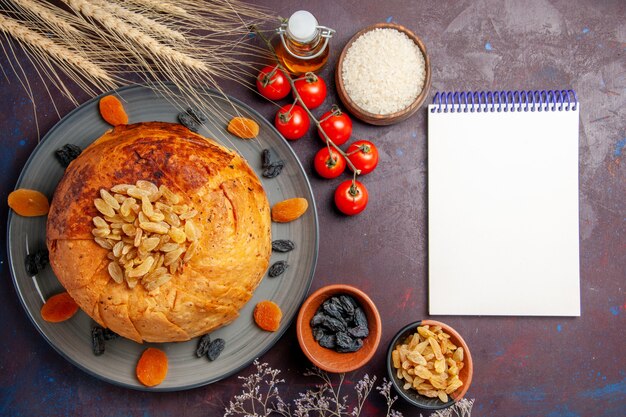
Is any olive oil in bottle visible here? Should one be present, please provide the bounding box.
[275,10,335,75]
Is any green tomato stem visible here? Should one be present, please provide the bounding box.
[349,177,360,197]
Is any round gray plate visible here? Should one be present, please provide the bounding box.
[7,84,318,391]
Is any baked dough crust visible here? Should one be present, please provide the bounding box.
[47,122,271,343]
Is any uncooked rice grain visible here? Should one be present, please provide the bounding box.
[341,28,426,115]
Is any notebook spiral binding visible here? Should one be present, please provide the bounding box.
[430,90,578,113]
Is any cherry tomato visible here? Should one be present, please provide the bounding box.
[256,66,291,100]
[347,140,379,175]
[318,107,352,146]
[314,147,346,179]
[293,73,327,109]
[274,104,310,140]
[334,180,368,215]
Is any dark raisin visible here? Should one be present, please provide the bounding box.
[91,325,105,356]
[348,325,369,339]
[262,160,284,178]
[333,297,349,316]
[262,149,271,169]
[186,107,207,123]
[310,294,369,353]
[335,331,354,350]
[55,144,82,168]
[337,336,363,353]
[207,338,225,361]
[25,249,49,276]
[310,312,327,327]
[322,299,344,321]
[354,307,368,329]
[313,327,326,341]
[268,260,288,277]
[272,239,296,253]
[178,112,199,132]
[103,328,119,341]
[196,334,211,358]
[320,316,346,333]
[338,295,356,318]
[318,334,336,349]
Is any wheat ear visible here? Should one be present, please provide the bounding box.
[88,0,187,43]
[63,0,208,72]
[123,0,190,19]
[0,14,113,85]
[10,0,82,37]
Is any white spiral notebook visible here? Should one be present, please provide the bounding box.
[428,90,580,316]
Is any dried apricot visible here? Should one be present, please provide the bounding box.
[227,116,259,139]
[253,300,282,332]
[41,292,79,322]
[8,189,49,217]
[99,95,128,126]
[271,198,308,223]
[136,347,168,387]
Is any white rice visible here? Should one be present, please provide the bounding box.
[341,28,426,115]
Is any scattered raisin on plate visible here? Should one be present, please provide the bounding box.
[260,148,285,178]
[262,160,285,178]
[196,334,212,358]
[91,325,106,356]
[55,144,82,168]
[91,324,119,356]
[268,260,288,277]
[207,338,225,361]
[272,239,296,253]
[186,107,207,123]
[178,112,199,132]
[262,149,271,168]
[25,249,49,276]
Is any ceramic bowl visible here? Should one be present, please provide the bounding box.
[335,22,432,126]
[296,284,382,373]
[386,320,473,410]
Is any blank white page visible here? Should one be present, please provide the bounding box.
[428,102,580,316]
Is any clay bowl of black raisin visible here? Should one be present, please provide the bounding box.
[296,284,382,373]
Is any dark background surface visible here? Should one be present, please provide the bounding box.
[1,1,625,416]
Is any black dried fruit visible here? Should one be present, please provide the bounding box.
[262,149,271,168]
[310,312,327,327]
[310,294,369,354]
[207,338,225,361]
[272,239,295,253]
[322,299,344,321]
[25,249,49,276]
[196,334,211,358]
[178,112,199,132]
[354,307,368,329]
[91,325,105,356]
[103,328,119,341]
[55,144,82,168]
[335,331,354,349]
[320,316,346,333]
[268,260,288,277]
[186,107,207,123]
[318,334,336,349]
[348,325,369,339]
[338,295,356,318]
[262,160,284,178]
[313,327,326,341]
[337,337,363,353]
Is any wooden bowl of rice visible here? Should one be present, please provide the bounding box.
[335,23,431,126]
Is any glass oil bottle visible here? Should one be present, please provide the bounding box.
[275,10,335,75]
